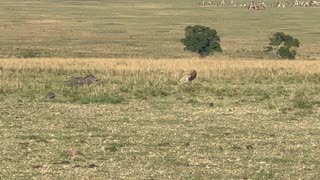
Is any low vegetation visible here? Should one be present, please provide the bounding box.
[1,58,320,179]
[0,0,319,179]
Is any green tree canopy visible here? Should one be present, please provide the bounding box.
[266,32,300,59]
[181,25,222,57]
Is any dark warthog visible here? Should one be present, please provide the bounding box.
[47,91,56,99]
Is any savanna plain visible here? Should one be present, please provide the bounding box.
[1,0,320,179]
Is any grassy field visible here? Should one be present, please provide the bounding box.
[0,0,320,59]
[1,58,320,179]
[1,0,320,179]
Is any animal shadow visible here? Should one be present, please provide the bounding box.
[69,74,99,86]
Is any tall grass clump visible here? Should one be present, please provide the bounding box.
[292,90,314,110]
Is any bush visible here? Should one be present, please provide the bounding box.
[10,48,42,58]
[265,32,300,59]
[278,47,296,59]
[181,25,222,57]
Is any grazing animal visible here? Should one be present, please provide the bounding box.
[69,74,98,86]
[47,91,56,99]
[180,70,197,83]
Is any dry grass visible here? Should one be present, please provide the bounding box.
[1,58,320,179]
[1,0,319,178]
[0,0,319,59]
[1,57,320,72]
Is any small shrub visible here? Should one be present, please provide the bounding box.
[278,47,296,59]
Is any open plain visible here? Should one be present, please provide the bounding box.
[0,0,320,59]
[1,0,320,179]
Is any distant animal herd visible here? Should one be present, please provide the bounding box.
[196,0,320,9]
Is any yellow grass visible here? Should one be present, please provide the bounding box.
[1,58,320,73]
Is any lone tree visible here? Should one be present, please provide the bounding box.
[265,32,300,59]
[181,25,222,57]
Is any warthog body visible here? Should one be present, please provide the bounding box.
[47,91,56,99]
[69,74,98,86]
